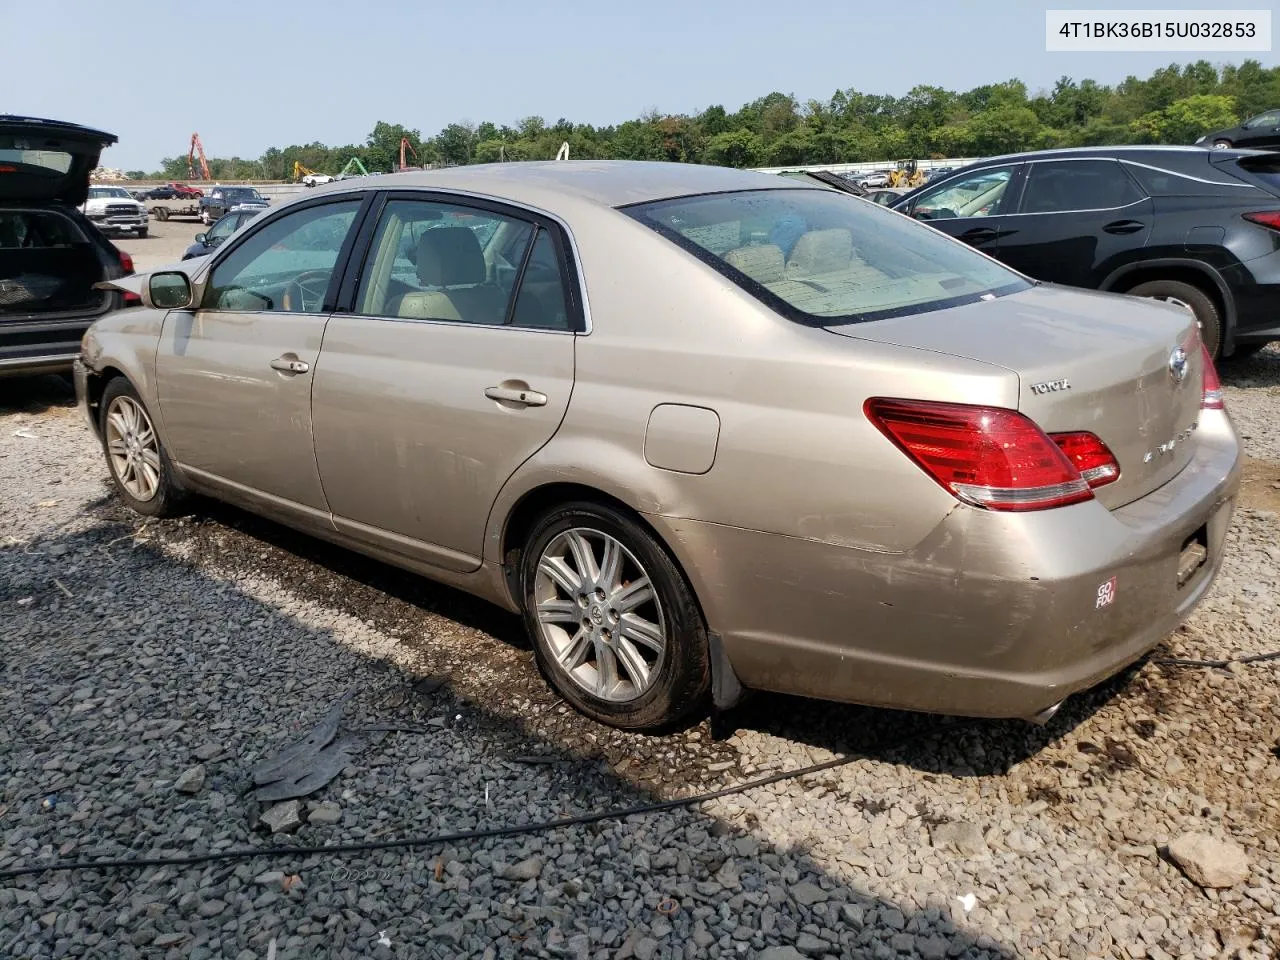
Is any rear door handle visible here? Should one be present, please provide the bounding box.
[1103,219,1147,235]
[485,385,547,407]
[270,357,310,374]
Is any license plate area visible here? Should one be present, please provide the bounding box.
[1176,524,1208,589]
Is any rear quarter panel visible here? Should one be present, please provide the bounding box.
[485,204,1018,564]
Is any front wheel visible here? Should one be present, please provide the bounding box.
[1212,139,1233,150]
[200,210,211,225]
[99,378,186,518]
[519,502,710,731]
[1126,279,1222,358]
[136,228,148,239]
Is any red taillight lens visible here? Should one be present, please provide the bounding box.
[1200,342,1224,410]
[865,398,1093,512]
[1049,432,1120,488]
[1243,211,1280,232]
[118,249,134,274]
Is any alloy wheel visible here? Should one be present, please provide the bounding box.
[104,395,161,501]
[533,527,667,702]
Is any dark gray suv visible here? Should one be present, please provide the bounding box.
[0,116,135,376]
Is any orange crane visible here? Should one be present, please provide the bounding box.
[187,133,211,181]
[398,136,418,172]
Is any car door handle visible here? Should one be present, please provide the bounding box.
[270,357,310,374]
[1103,219,1147,235]
[485,385,547,407]
[959,227,1002,242]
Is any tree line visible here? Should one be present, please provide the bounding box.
[125,60,1280,182]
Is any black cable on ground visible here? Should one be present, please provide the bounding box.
[0,749,873,881]
[1152,649,1280,668]
[5,646,1275,882]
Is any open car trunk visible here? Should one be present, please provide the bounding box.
[0,207,111,320]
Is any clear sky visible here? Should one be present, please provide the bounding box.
[2,0,1275,169]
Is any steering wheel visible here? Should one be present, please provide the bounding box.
[281,270,332,312]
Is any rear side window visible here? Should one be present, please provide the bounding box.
[626,188,1029,325]
[1225,155,1280,198]
[1122,160,1256,197]
[1019,160,1142,213]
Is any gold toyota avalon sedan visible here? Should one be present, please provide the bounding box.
[75,161,1241,731]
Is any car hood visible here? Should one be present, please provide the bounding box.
[0,115,117,205]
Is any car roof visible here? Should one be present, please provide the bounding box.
[960,144,1270,166]
[342,161,822,211]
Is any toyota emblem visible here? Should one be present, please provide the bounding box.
[1168,346,1188,384]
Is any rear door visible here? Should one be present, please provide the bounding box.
[311,192,579,572]
[155,196,365,513]
[997,158,1153,288]
[900,163,1023,256]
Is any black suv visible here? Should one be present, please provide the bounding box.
[892,146,1280,358]
[0,116,135,375]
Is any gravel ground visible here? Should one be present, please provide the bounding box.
[114,218,209,273]
[2,350,1279,959]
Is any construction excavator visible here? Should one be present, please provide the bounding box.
[885,159,927,189]
[187,133,210,181]
[398,137,419,172]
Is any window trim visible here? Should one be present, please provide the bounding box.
[625,187,1030,329]
[197,190,377,315]
[333,188,589,335]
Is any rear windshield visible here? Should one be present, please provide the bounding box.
[626,188,1028,325]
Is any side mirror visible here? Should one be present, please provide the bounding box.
[194,233,207,244]
[147,272,193,310]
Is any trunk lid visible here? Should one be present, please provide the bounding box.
[0,116,118,206]
[826,284,1204,509]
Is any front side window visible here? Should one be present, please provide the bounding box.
[205,215,238,242]
[1019,160,1143,214]
[1245,111,1280,129]
[356,198,538,326]
[205,200,359,312]
[910,166,1017,220]
[628,188,1028,324]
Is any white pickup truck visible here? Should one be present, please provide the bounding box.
[80,185,148,238]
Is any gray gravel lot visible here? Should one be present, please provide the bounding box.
[2,351,1280,959]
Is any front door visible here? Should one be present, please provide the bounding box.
[996,158,1153,289]
[155,197,363,513]
[312,195,578,572]
[904,163,1023,256]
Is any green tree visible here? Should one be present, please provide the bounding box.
[703,130,762,167]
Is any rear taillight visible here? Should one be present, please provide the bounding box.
[1200,342,1224,410]
[116,249,140,304]
[865,398,1093,512]
[1049,432,1120,488]
[1243,211,1280,232]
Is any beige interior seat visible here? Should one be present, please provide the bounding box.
[785,228,854,279]
[723,244,785,284]
[396,227,508,324]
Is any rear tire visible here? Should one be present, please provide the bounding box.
[518,501,710,731]
[155,207,170,221]
[1125,279,1222,358]
[99,377,186,518]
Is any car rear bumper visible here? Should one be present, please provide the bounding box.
[652,410,1241,719]
[0,315,101,376]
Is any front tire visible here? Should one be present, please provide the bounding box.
[200,210,211,225]
[99,378,186,518]
[136,228,148,239]
[1212,139,1233,150]
[519,502,710,731]
[1126,279,1222,358]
